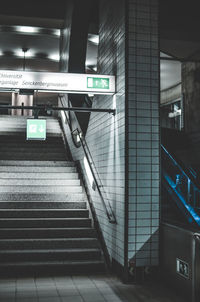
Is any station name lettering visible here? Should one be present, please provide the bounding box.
[0,73,22,79]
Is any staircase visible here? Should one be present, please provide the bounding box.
[0,115,104,275]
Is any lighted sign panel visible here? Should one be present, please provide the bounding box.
[0,70,115,95]
[27,119,46,140]
[87,77,110,89]
[176,258,189,279]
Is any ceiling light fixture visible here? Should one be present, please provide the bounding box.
[15,26,39,34]
[54,29,61,36]
[88,34,99,45]
[49,54,60,61]
[15,49,33,58]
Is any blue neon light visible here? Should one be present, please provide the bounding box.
[162,144,200,226]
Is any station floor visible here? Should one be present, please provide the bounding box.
[0,273,183,302]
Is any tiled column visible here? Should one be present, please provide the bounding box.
[126,0,160,268]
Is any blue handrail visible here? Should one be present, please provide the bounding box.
[162,144,200,226]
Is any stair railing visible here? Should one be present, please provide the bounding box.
[59,95,117,224]
[162,144,200,216]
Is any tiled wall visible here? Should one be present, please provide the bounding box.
[60,0,159,269]
[61,0,126,267]
[127,0,159,267]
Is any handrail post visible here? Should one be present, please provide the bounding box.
[188,178,191,204]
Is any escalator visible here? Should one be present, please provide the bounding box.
[162,144,200,228]
[161,143,200,302]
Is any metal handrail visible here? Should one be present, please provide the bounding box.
[161,145,200,208]
[59,96,117,224]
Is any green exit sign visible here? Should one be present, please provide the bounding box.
[87,77,110,89]
[27,119,46,140]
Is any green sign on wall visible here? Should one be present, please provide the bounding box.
[87,77,110,89]
[27,119,46,140]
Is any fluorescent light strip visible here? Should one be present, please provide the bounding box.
[49,54,60,61]
[14,26,61,36]
[15,26,39,34]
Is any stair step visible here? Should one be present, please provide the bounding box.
[0,193,85,201]
[0,115,58,120]
[0,154,67,160]
[0,172,78,179]
[0,185,82,193]
[0,139,64,145]
[0,201,86,208]
[0,179,80,186]
[0,128,61,133]
[0,131,62,137]
[0,166,77,172]
[0,116,105,273]
[0,248,101,261]
[0,238,99,249]
[0,209,89,218]
[0,260,105,275]
[0,147,66,153]
[0,160,74,167]
[0,124,61,129]
[0,218,92,228]
[0,228,96,239]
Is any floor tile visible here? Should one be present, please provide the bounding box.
[60,296,84,302]
[0,274,185,302]
[57,288,79,296]
[38,298,61,302]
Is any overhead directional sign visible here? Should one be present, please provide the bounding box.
[27,119,46,140]
[0,70,115,95]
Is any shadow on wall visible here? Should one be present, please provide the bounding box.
[128,228,159,276]
[103,94,124,260]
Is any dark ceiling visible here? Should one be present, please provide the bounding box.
[160,0,200,32]
[0,0,99,25]
[0,0,67,20]
[1,0,200,35]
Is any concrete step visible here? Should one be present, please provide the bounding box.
[0,160,75,167]
[0,136,63,142]
[0,228,96,239]
[0,123,61,128]
[0,126,61,132]
[0,179,80,186]
[0,154,67,161]
[0,185,82,193]
[0,209,89,218]
[0,218,92,228]
[0,131,62,137]
[0,166,77,172]
[0,122,60,127]
[0,172,78,179]
[0,238,98,249]
[0,115,58,120]
[0,193,85,202]
[0,121,60,126]
[0,201,86,208]
[0,147,66,153]
[0,117,105,273]
[0,260,105,275]
[0,248,101,262]
[0,141,64,147]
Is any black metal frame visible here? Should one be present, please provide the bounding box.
[0,105,115,115]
